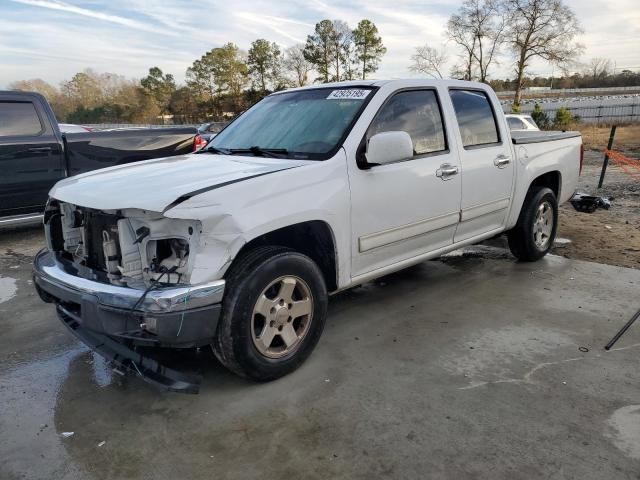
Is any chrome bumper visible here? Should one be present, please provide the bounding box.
[33,249,225,313]
[33,249,225,348]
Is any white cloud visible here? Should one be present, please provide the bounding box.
[0,0,639,87]
[233,12,307,44]
[9,0,173,35]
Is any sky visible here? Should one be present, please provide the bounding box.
[1,0,639,89]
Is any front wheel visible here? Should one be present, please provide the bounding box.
[507,187,558,262]
[212,246,328,381]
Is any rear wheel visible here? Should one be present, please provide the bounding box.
[212,246,328,381]
[507,187,558,262]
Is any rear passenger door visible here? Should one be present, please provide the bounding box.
[0,95,64,214]
[448,88,514,242]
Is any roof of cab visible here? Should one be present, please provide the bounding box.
[274,78,492,95]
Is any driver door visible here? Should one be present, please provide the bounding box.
[347,88,462,278]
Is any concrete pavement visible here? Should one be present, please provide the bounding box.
[1,228,639,479]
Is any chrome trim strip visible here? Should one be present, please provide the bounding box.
[349,227,505,288]
[358,211,460,253]
[33,249,225,313]
[460,198,510,222]
[0,213,43,229]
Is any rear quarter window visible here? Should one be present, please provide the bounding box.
[0,101,44,137]
[449,90,500,148]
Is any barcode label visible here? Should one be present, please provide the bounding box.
[326,89,371,100]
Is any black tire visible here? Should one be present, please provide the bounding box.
[212,246,328,381]
[507,187,558,262]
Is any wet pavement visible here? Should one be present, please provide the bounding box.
[1,227,640,479]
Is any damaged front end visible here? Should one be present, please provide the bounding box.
[46,200,199,286]
[33,199,226,393]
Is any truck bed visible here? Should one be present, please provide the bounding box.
[511,131,581,144]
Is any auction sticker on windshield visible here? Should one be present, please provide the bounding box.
[326,89,371,100]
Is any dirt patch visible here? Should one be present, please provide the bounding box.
[577,124,640,153]
[551,144,640,269]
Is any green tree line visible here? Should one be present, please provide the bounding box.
[8,18,386,125]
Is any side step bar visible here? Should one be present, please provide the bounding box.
[0,213,43,230]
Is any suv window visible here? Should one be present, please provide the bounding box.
[0,101,43,137]
[449,90,499,147]
[366,90,446,157]
[523,115,539,129]
[507,117,526,130]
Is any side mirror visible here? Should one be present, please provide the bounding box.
[365,131,413,166]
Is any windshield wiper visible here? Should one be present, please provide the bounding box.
[229,146,289,158]
[199,146,231,155]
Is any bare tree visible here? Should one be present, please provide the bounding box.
[410,44,448,78]
[449,63,477,80]
[504,0,584,106]
[284,45,313,87]
[586,57,612,81]
[466,0,505,82]
[446,0,505,82]
[332,20,352,81]
[446,13,477,80]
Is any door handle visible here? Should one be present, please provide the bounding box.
[27,147,54,153]
[494,154,511,168]
[436,163,459,180]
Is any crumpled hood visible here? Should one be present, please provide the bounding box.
[50,153,311,212]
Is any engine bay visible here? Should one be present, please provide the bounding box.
[45,200,200,286]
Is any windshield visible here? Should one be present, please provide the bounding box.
[207,87,376,159]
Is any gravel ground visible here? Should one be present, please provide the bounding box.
[551,149,640,269]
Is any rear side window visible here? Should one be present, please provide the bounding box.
[507,117,526,130]
[366,89,446,157]
[0,101,43,137]
[449,90,499,147]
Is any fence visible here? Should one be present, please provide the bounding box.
[503,103,640,124]
[496,86,640,97]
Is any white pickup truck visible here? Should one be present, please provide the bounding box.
[34,79,582,390]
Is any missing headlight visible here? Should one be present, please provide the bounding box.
[146,238,190,283]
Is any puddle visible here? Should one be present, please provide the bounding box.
[607,405,640,459]
[0,275,18,304]
[0,345,94,478]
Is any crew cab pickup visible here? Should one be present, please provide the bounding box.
[0,90,199,228]
[33,80,582,391]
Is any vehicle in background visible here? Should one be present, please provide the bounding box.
[34,80,582,391]
[197,122,223,144]
[0,90,200,228]
[505,114,540,131]
[58,123,93,133]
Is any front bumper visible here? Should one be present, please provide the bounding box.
[33,249,225,348]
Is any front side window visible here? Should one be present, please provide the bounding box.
[0,101,43,137]
[209,87,375,160]
[366,90,446,157]
[449,90,500,147]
